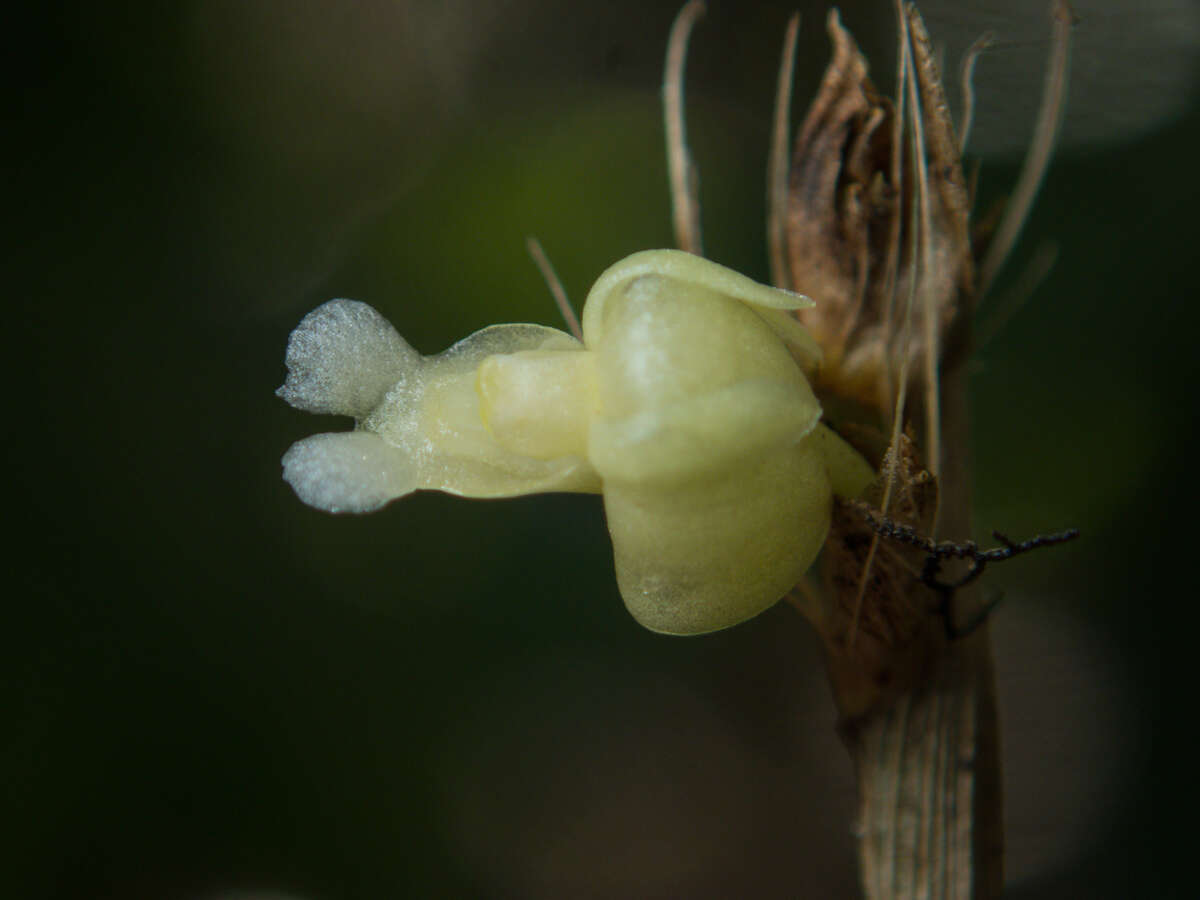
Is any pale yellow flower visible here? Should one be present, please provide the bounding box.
[278,250,871,633]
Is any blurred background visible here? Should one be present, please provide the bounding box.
[5,0,1194,897]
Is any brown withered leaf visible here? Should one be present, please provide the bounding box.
[785,9,897,415]
[786,8,973,428]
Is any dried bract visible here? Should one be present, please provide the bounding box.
[787,9,973,433]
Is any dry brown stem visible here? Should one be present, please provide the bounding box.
[783,6,999,898]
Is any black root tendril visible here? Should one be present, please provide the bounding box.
[851,500,1080,638]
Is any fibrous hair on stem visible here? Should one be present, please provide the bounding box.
[768,12,801,291]
[525,236,582,341]
[664,0,706,255]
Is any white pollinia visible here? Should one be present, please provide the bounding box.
[278,250,872,634]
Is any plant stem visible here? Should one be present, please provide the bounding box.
[846,329,1003,899]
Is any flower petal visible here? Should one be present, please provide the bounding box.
[589,379,820,486]
[581,249,815,349]
[277,299,419,418]
[282,431,417,513]
[603,439,833,635]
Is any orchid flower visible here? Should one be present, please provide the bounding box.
[278,250,872,634]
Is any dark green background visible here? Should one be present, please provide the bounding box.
[6,1,1190,897]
